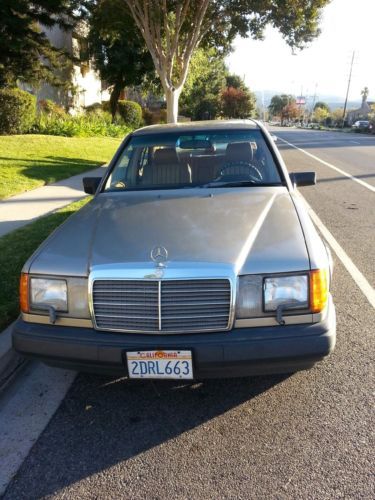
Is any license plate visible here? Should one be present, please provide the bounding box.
[126,350,193,379]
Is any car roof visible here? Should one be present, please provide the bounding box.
[132,119,260,136]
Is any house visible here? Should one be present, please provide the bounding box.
[21,21,110,112]
[346,93,373,125]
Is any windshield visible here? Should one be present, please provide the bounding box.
[104,130,282,191]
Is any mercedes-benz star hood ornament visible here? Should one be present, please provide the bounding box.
[151,246,168,266]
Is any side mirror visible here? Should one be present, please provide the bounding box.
[83,177,102,194]
[289,171,316,187]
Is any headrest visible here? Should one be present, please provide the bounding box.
[225,142,253,163]
[153,147,179,165]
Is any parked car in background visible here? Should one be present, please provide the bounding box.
[352,120,370,132]
[307,122,321,129]
[13,120,336,380]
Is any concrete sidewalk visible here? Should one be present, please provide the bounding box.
[0,164,107,238]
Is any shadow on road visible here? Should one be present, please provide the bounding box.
[5,373,289,498]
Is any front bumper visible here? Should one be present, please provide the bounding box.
[13,305,336,379]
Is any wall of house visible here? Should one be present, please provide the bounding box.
[24,23,110,112]
[33,25,73,109]
[71,64,105,111]
[347,101,371,125]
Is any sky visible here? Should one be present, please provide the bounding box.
[227,0,375,102]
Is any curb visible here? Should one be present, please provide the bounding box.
[0,322,27,393]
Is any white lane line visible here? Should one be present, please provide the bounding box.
[301,196,375,309]
[350,140,361,145]
[0,363,76,495]
[277,136,375,193]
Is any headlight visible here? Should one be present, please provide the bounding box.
[263,275,308,311]
[236,270,328,320]
[30,278,68,311]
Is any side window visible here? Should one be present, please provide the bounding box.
[106,145,133,189]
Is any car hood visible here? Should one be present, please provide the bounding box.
[27,187,310,276]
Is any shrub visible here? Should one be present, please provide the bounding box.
[102,101,111,113]
[142,108,154,125]
[84,106,113,123]
[221,86,256,119]
[194,94,220,120]
[39,99,65,117]
[84,102,103,114]
[142,108,167,125]
[117,100,142,128]
[0,88,36,134]
[32,112,131,138]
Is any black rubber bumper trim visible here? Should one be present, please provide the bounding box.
[12,307,336,378]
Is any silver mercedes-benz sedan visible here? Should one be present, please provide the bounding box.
[13,120,336,379]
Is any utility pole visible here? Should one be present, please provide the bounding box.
[310,83,318,121]
[261,90,266,122]
[342,51,355,127]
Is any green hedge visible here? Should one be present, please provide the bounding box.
[33,113,131,138]
[39,99,65,117]
[142,108,167,125]
[118,100,142,128]
[0,88,36,134]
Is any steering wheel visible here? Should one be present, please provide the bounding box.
[218,162,263,183]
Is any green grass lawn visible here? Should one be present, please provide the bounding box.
[0,197,90,331]
[0,134,122,199]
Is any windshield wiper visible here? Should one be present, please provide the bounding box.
[201,180,279,188]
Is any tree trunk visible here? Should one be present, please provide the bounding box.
[165,87,181,123]
[109,83,122,122]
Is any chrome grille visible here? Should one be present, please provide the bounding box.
[92,279,231,333]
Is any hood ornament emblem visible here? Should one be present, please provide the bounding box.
[151,246,168,267]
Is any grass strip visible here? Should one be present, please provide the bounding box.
[0,197,90,331]
[0,134,121,199]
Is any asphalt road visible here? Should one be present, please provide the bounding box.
[3,127,375,499]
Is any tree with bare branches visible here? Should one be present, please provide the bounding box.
[125,1,210,122]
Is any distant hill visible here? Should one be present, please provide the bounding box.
[254,90,361,111]
[324,101,361,111]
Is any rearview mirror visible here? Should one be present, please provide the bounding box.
[289,172,316,187]
[83,176,102,194]
[178,139,214,150]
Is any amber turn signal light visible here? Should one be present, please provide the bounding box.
[310,269,329,313]
[20,273,29,313]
